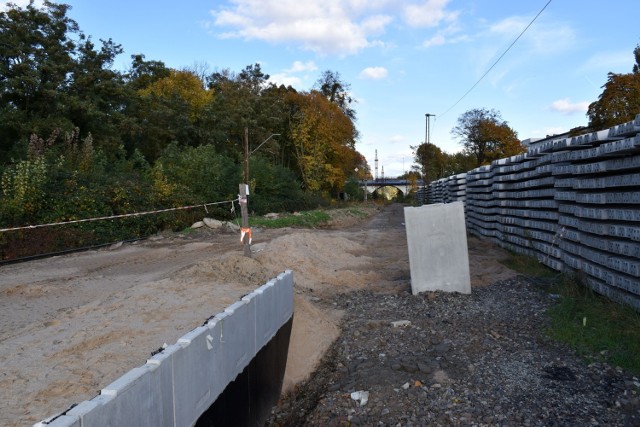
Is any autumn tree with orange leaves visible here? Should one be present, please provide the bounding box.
[451,108,524,167]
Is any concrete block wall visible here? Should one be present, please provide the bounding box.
[425,173,467,206]
[422,114,640,311]
[36,270,294,427]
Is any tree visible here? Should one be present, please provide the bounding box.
[205,64,274,157]
[411,142,446,184]
[65,36,128,153]
[587,45,640,129]
[0,2,131,163]
[443,151,476,176]
[0,1,79,160]
[314,70,357,122]
[288,90,358,193]
[125,54,171,91]
[130,69,213,160]
[451,108,523,167]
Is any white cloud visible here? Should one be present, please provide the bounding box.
[580,50,634,73]
[270,60,319,88]
[488,16,575,55]
[423,34,446,47]
[286,60,318,73]
[421,20,465,48]
[403,0,458,28]
[550,98,589,115]
[210,0,394,56]
[209,0,463,55]
[359,66,388,79]
[269,73,303,87]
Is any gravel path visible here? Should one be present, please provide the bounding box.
[268,276,640,426]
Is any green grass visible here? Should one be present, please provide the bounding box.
[546,275,640,374]
[343,207,369,218]
[503,253,640,375]
[249,210,332,228]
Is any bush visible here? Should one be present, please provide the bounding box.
[248,155,310,214]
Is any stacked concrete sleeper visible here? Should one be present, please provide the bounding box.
[422,114,640,311]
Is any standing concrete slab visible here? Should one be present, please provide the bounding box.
[404,202,471,295]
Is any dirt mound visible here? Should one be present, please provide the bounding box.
[256,232,375,294]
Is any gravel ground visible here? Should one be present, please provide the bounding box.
[268,276,640,426]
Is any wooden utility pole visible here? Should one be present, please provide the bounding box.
[243,127,249,184]
[240,127,251,257]
[239,183,251,257]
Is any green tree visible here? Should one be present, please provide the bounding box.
[451,108,523,167]
[587,45,640,129]
[248,155,307,214]
[0,1,79,160]
[411,142,447,184]
[66,37,128,154]
[130,69,214,159]
[443,151,476,176]
[0,1,130,162]
[205,64,274,157]
[154,143,237,205]
[125,54,171,91]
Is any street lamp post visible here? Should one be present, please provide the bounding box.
[244,131,281,184]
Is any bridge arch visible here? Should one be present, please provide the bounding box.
[358,179,423,200]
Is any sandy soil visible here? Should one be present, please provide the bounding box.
[0,204,516,426]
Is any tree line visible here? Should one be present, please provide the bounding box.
[0,1,367,259]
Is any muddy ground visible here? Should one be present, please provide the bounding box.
[1,203,528,426]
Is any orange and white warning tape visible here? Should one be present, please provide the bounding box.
[240,227,252,245]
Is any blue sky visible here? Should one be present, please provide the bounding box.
[4,0,639,177]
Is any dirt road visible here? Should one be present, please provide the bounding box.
[0,203,517,426]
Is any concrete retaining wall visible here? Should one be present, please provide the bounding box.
[421,114,640,311]
[36,270,294,427]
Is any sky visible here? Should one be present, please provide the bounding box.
[3,0,640,178]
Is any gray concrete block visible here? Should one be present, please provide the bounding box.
[145,343,179,425]
[69,395,114,427]
[562,252,582,270]
[251,279,279,351]
[404,202,471,295]
[607,271,640,295]
[65,400,100,423]
[275,270,294,327]
[95,363,168,427]
[173,324,223,427]
[222,299,256,381]
[34,414,81,427]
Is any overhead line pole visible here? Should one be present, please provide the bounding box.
[424,113,435,204]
